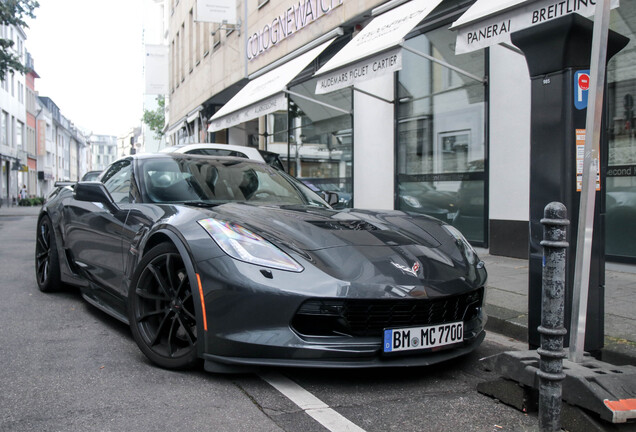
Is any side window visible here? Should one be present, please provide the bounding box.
[101,159,132,203]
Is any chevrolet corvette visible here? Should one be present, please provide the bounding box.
[35,153,487,372]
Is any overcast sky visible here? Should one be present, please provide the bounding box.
[25,0,153,137]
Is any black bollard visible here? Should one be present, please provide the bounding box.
[537,202,569,431]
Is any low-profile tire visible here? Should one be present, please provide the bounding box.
[35,215,62,293]
[128,242,199,370]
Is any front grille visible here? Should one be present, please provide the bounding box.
[292,287,483,337]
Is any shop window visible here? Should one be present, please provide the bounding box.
[266,77,353,208]
[396,26,486,244]
[606,2,636,260]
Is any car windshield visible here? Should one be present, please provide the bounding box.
[139,156,328,207]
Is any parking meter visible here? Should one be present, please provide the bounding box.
[511,14,628,353]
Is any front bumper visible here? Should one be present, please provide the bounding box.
[202,330,486,370]
[195,254,487,368]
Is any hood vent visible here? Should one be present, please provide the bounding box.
[309,220,379,231]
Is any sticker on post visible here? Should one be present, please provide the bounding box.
[383,321,464,353]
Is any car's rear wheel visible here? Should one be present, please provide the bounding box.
[128,243,199,369]
[35,215,61,292]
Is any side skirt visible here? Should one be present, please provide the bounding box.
[80,286,129,325]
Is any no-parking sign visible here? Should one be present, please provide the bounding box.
[574,70,590,110]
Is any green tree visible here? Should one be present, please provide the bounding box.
[142,95,165,139]
[0,0,39,76]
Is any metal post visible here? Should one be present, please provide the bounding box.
[538,202,569,431]
[243,0,248,78]
[570,0,611,363]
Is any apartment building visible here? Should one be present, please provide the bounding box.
[0,23,27,205]
[90,134,118,171]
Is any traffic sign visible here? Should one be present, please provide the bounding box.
[574,70,590,110]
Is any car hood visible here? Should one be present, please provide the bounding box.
[208,203,443,250]
[202,203,485,292]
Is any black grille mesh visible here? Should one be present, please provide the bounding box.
[292,287,483,337]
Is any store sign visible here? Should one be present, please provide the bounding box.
[607,165,636,177]
[313,0,442,93]
[315,47,401,94]
[247,0,343,60]
[144,44,169,95]
[452,0,620,54]
[196,0,237,24]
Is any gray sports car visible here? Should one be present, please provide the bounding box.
[35,153,487,372]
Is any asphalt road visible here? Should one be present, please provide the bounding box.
[0,211,538,432]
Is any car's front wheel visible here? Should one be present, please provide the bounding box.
[128,243,199,369]
[35,215,61,293]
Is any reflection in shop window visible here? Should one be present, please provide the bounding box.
[265,76,353,208]
[438,131,470,173]
[396,27,486,245]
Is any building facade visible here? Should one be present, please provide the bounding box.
[90,134,118,171]
[36,97,55,197]
[165,0,636,263]
[25,52,38,198]
[0,23,27,206]
[0,26,93,200]
[117,127,142,157]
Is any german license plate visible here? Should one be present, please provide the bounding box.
[383,321,463,353]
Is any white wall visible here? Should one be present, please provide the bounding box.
[228,127,246,146]
[353,74,394,210]
[489,45,532,222]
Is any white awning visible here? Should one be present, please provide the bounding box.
[450,0,620,54]
[313,0,444,95]
[167,117,186,134]
[208,38,335,133]
[186,105,203,123]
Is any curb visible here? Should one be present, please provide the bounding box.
[485,304,636,367]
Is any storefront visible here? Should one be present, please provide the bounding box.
[170,0,636,262]
[207,0,487,240]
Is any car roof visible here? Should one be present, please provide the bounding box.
[159,143,266,162]
[128,152,269,167]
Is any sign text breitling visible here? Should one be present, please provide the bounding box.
[247,0,343,60]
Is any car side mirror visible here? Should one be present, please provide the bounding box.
[321,191,340,207]
[74,181,119,213]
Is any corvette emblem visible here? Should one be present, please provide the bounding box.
[391,261,421,277]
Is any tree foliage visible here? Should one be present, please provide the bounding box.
[142,96,166,139]
[0,0,39,76]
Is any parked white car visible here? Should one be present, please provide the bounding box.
[160,143,285,171]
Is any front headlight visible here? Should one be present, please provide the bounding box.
[198,218,304,272]
[443,224,478,265]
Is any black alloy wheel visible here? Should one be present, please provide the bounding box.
[35,215,61,292]
[128,243,199,369]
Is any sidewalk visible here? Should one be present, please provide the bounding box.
[478,248,636,366]
[0,205,42,217]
